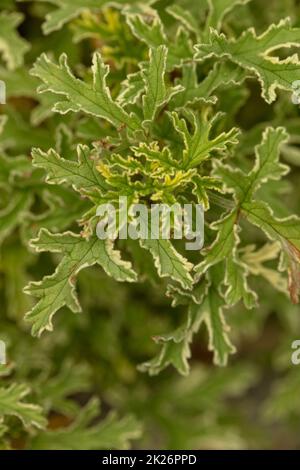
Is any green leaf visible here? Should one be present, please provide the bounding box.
[170,109,240,169]
[195,18,300,103]
[31,52,139,131]
[242,201,300,252]
[194,210,238,277]
[241,199,300,302]
[139,283,207,376]
[0,12,30,70]
[169,62,247,110]
[241,243,288,295]
[0,153,31,186]
[23,0,106,35]
[169,64,217,109]
[193,184,257,309]
[0,66,38,98]
[0,109,52,152]
[31,398,141,450]
[140,237,194,291]
[140,267,235,374]
[126,12,166,48]
[245,127,289,198]
[36,0,97,34]
[201,267,236,366]
[28,0,153,34]
[117,70,144,106]
[37,361,91,416]
[225,256,258,309]
[32,144,106,192]
[215,127,289,202]
[205,0,252,33]
[25,229,137,336]
[142,45,182,122]
[0,192,32,243]
[192,175,223,210]
[0,242,33,319]
[126,13,193,69]
[264,370,300,420]
[0,383,46,430]
[166,4,199,35]
[215,127,299,303]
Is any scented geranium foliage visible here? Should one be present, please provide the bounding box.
[1,0,300,450]
[27,2,300,369]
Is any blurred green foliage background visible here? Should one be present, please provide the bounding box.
[1,0,300,450]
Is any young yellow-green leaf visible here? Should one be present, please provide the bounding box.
[0,383,46,430]
[195,18,300,103]
[25,229,137,336]
[132,203,194,290]
[0,12,30,70]
[132,141,179,170]
[31,52,139,131]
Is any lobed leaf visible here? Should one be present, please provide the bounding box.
[195,18,300,103]
[0,12,30,70]
[31,53,140,131]
[25,229,137,336]
[0,383,46,430]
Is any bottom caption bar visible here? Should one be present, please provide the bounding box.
[0,450,295,464]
